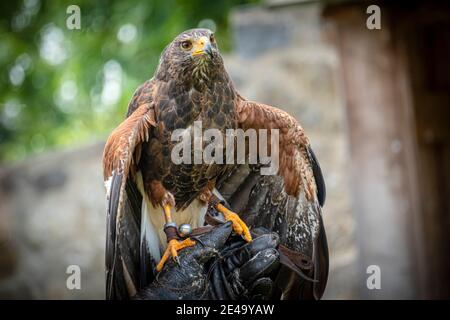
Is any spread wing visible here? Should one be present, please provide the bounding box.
[235,99,321,202]
[221,98,328,299]
[102,80,157,300]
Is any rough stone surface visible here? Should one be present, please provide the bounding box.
[0,144,106,299]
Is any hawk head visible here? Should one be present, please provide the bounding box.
[155,28,224,87]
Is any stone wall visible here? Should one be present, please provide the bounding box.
[0,143,106,299]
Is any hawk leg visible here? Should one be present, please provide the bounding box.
[146,181,196,272]
[156,204,195,272]
[199,186,252,243]
[215,203,252,242]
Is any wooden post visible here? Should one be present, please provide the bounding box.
[324,4,426,299]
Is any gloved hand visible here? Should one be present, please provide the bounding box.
[133,222,280,300]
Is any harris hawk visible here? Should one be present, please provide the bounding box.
[102,28,328,299]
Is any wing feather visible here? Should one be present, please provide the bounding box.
[236,99,319,201]
[231,97,328,299]
[217,167,328,300]
[103,81,157,299]
[307,146,326,206]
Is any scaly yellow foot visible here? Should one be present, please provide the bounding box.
[216,203,252,242]
[156,238,196,272]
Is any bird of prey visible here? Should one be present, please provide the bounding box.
[103,28,327,299]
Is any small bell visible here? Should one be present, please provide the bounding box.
[178,223,192,237]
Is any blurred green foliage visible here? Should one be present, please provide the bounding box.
[0,0,258,163]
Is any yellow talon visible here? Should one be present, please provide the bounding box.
[156,238,196,272]
[216,203,252,242]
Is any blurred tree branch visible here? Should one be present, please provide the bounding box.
[0,0,258,163]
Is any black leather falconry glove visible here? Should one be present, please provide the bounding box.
[133,222,280,300]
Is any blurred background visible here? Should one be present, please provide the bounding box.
[0,0,449,299]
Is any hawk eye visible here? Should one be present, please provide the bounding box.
[181,40,192,50]
[210,34,215,43]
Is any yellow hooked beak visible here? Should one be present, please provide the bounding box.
[192,36,212,56]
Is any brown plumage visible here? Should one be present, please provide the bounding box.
[102,28,327,299]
